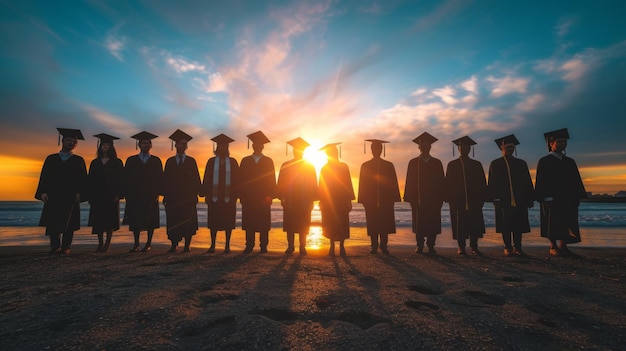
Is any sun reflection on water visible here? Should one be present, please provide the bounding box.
[307,225,325,249]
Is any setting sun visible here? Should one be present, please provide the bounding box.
[303,147,328,174]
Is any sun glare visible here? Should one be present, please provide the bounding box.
[303,147,328,174]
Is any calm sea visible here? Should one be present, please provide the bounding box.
[1,201,625,228]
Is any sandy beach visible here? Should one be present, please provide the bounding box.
[1,227,625,350]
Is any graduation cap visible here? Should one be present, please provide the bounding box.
[494,134,519,148]
[131,131,158,149]
[543,128,569,152]
[451,135,476,157]
[319,142,342,158]
[364,139,389,157]
[286,137,310,155]
[93,133,119,148]
[57,128,85,145]
[247,131,271,149]
[169,129,193,150]
[412,132,438,146]
[211,133,234,151]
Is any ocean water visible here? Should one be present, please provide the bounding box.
[1,201,625,228]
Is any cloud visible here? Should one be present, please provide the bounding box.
[556,17,576,38]
[104,34,125,61]
[412,0,472,32]
[165,56,207,74]
[432,86,458,105]
[486,75,529,98]
[82,104,135,131]
[515,94,545,111]
[460,76,478,94]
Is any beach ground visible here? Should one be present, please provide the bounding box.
[1,234,625,350]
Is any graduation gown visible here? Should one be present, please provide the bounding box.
[319,160,355,240]
[276,158,318,233]
[358,158,400,236]
[163,155,201,240]
[445,156,486,239]
[35,154,87,235]
[404,156,445,236]
[202,157,239,230]
[487,156,534,234]
[535,153,587,243]
[87,157,124,233]
[239,154,276,232]
[122,155,163,231]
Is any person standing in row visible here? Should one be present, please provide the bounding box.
[87,133,124,253]
[163,129,201,253]
[35,128,87,255]
[404,132,445,255]
[239,131,276,254]
[276,137,318,255]
[319,143,355,257]
[202,134,239,254]
[535,128,586,258]
[446,136,486,256]
[487,135,535,257]
[358,139,400,255]
[123,131,163,253]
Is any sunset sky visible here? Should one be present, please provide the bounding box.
[1,0,625,200]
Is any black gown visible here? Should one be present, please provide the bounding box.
[239,155,276,232]
[319,160,355,240]
[404,156,445,236]
[35,154,87,235]
[276,158,318,233]
[535,153,586,243]
[163,155,201,241]
[487,156,534,234]
[87,157,124,233]
[358,158,400,236]
[122,155,163,231]
[202,157,239,230]
[445,156,486,239]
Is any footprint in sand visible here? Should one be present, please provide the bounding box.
[408,284,443,295]
[405,300,440,310]
[463,290,506,305]
[336,311,390,330]
[249,308,299,322]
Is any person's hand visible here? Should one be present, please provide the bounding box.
[75,194,81,203]
[527,201,534,209]
[41,193,48,203]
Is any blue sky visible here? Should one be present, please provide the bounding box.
[1,0,625,199]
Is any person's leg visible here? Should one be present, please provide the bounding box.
[512,232,525,256]
[183,235,192,252]
[549,239,560,256]
[61,230,74,254]
[415,233,425,254]
[457,236,467,255]
[380,234,389,255]
[243,230,254,253]
[103,230,112,252]
[285,232,295,254]
[370,233,379,254]
[96,232,104,252]
[208,229,217,253]
[502,231,513,256]
[299,231,307,255]
[259,231,269,253]
[130,231,140,252]
[168,239,177,253]
[426,234,437,255]
[329,239,335,256]
[141,229,153,252]
[49,232,61,254]
[339,240,346,256]
[224,229,232,253]
[469,234,481,255]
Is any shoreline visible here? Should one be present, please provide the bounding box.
[1,226,625,251]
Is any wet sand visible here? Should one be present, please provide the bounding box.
[0,233,625,350]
